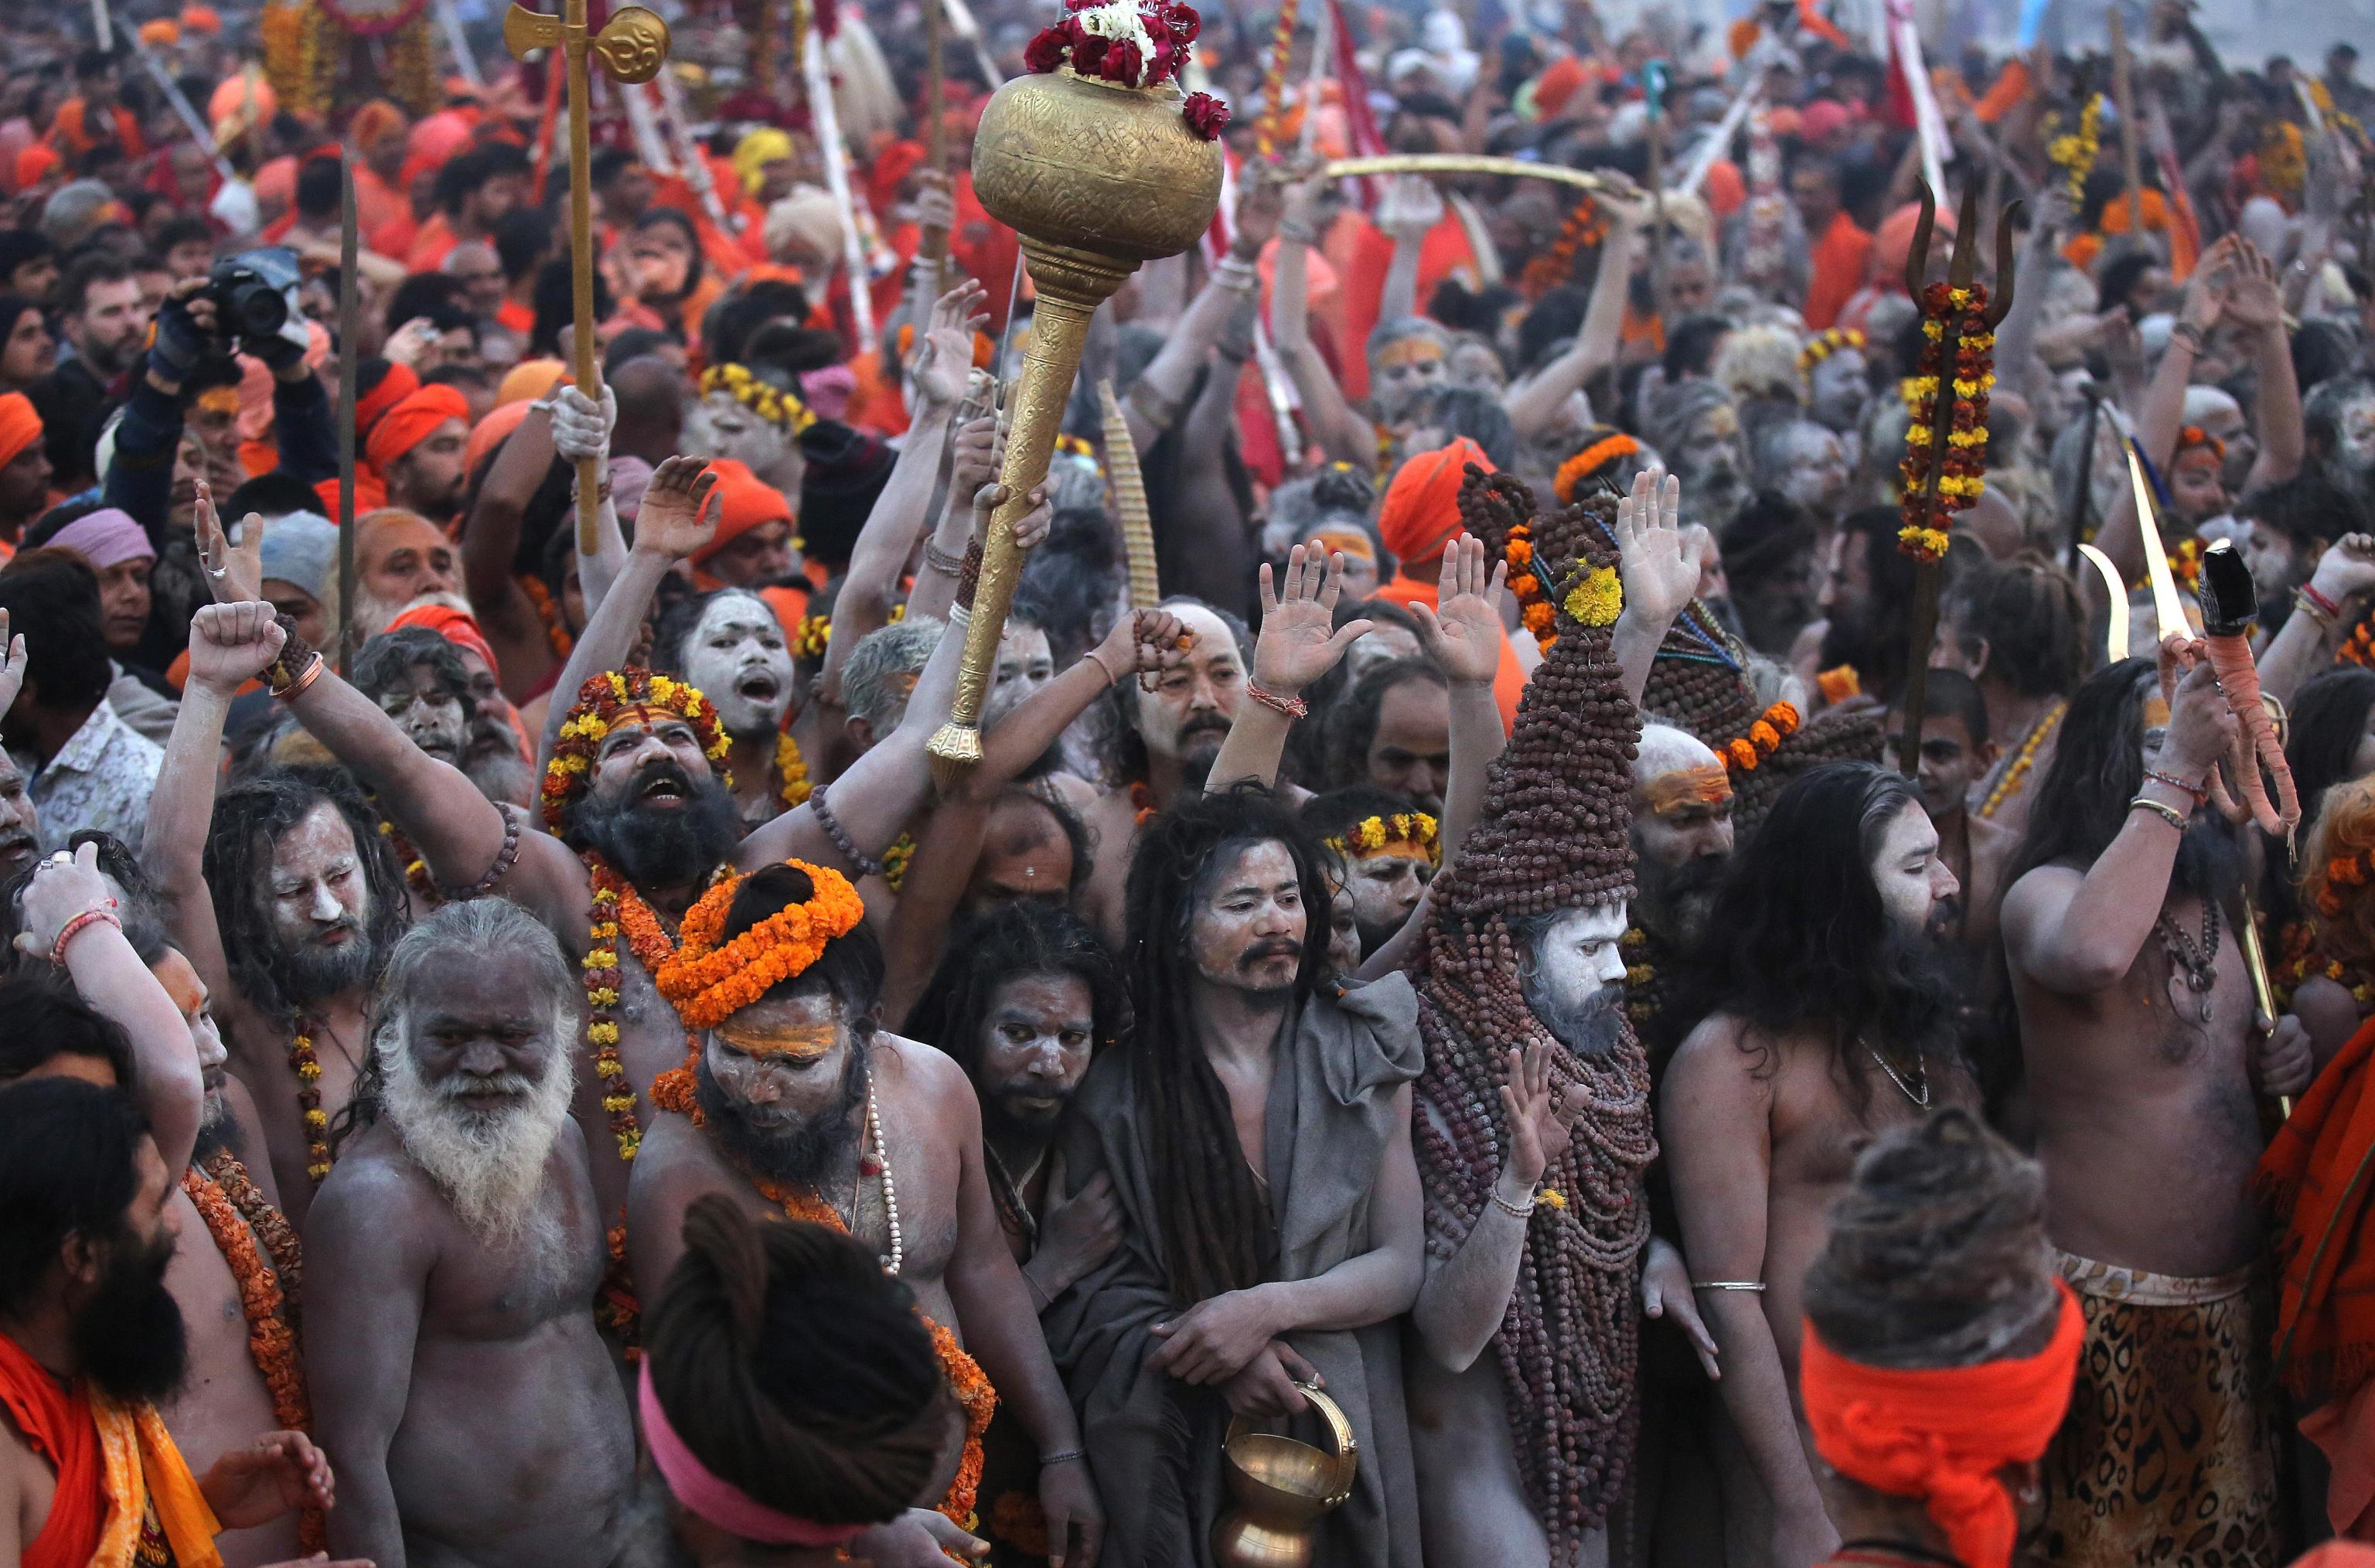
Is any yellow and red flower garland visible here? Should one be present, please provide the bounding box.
[288,1026,329,1186]
[774,732,811,810]
[1324,811,1442,864]
[698,363,817,436]
[2045,97,2102,206]
[1253,0,1299,157]
[1897,284,1995,564]
[543,670,734,831]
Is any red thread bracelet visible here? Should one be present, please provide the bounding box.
[51,906,123,966]
[1245,680,1308,720]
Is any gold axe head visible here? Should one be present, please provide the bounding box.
[504,2,670,81]
[2075,543,2128,663]
[2127,441,2192,649]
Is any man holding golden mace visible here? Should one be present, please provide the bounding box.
[505,0,670,554]
[925,1,1230,781]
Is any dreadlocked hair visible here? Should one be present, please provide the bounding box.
[1413,506,1652,1546]
[2006,658,2152,888]
[202,765,409,1026]
[1123,784,1332,1304]
[1941,551,2086,702]
[642,1195,949,1533]
[903,902,1131,1080]
[1804,1107,2061,1368]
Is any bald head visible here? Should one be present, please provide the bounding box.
[1629,722,1733,936]
[609,354,685,465]
[1633,722,1722,786]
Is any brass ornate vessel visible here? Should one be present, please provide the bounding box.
[1211,1384,1358,1568]
[927,66,1223,777]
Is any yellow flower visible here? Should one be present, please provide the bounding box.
[1563,564,1624,628]
[1538,1188,1568,1211]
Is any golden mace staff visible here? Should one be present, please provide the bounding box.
[506,0,670,554]
[926,67,1222,782]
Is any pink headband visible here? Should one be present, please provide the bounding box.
[637,1364,868,1549]
[47,509,155,570]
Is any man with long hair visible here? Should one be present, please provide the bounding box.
[1041,784,1426,1566]
[2003,654,2309,1565]
[1662,761,1968,1567]
[306,898,642,1568]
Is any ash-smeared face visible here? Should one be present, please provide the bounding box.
[682,591,795,738]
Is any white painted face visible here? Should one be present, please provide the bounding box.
[683,591,796,737]
[2334,394,2375,479]
[684,391,800,486]
[1527,903,1630,1018]
[986,621,1055,727]
[1776,423,1849,514]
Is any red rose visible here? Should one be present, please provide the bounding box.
[1183,90,1229,140]
[1167,1,1201,43]
[1101,37,1144,83]
[1024,26,1069,73]
[1069,31,1108,75]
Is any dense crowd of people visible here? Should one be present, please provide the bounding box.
[0,0,2373,1563]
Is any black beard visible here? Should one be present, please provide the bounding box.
[573,762,745,888]
[1634,851,1728,947]
[1521,977,1628,1058]
[986,1079,1072,1140]
[2172,811,2245,905]
[274,925,375,1004]
[694,1045,867,1188]
[74,1228,189,1405]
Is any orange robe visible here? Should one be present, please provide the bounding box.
[405,213,460,274]
[1336,211,1482,405]
[1802,211,1873,332]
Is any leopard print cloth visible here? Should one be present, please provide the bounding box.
[2043,1251,2283,1567]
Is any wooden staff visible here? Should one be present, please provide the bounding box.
[1894,182,2020,779]
[2108,11,2142,237]
[336,155,360,676]
[918,0,950,290]
[506,0,671,554]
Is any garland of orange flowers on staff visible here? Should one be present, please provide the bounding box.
[1518,196,1609,300]
[519,575,574,660]
[182,1162,323,1552]
[1897,283,1994,564]
[1502,521,1559,649]
[1253,0,1300,158]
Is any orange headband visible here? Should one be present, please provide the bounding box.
[1310,526,1377,562]
[1640,763,1733,816]
[1553,432,1642,503]
[713,1015,841,1061]
[1801,1282,2084,1568]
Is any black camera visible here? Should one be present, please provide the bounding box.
[203,247,307,352]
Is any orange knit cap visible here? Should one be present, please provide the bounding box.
[13,144,59,192]
[364,384,470,471]
[0,393,42,472]
[1378,438,1494,569]
[139,19,180,46]
[1800,1282,2084,1568]
[693,458,795,568]
[388,600,501,683]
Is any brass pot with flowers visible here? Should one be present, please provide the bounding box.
[925,0,1227,777]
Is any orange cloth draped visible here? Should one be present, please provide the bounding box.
[1337,211,1481,404]
[351,165,407,242]
[1374,568,1527,729]
[366,384,471,471]
[1803,211,1874,332]
[2257,1014,2375,1408]
[49,100,145,159]
[1800,1283,2085,1568]
[2062,189,2199,281]
[405,213,460,274]
[496,297,535,337]
[314,472,388,519]
[0,1331,224,1568]
[1974,60,2031,123]
[949,172,1021,334]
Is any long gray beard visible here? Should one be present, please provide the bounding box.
[378,1029,574,1246]
[1519,977,1628,1058]
[466,746,538,810]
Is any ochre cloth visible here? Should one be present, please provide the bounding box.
[388,600,501,682]
[692,458,795,585]
[1337,211,1482,404]
[1373,568,1526,730]
[355,362,420,438]
[1378,438,1494,570]
[1800,1282,2084,1568]
[0,1331,224,1568]
[464,398,533,479]
[1802,211,1873,332]
[0,390,42,470]
[2042,1251,2281,1567]
[313,472,388,520]
[49,99,145,159]
[2063,189,2200,282]
[365,384,470,471]
[2257,1012,2375,1403]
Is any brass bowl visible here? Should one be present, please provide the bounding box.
[1224,1432,1348,1515]
[970,67,1224,264]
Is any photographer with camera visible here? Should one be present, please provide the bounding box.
[103,249,338,677]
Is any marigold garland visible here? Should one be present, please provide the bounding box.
[380,820,438,908]
[288,1025,330,1186]
[2046,97,2103,205]
[182,1161,322,1552]
[1324,811,1442,864]
[1719,700,1801,774]
[1564,565,1624,629]
[1976,700,2064,820]
[1253,0,1299,157]
[1552,433,1641,506]
[1797,327,1865,376]
[2342,612,2375,670]
[881,833,915,893]
[1503,521,1556,647]
[794,615,832,661]
[653,861,867,1031]
[583,865,645,1163]
[1898,283,1995,564]
[543,670,734,832]
[520,574,574,660]
[697,363,817,435]
[775,732,811,810]
[1518,196,1610,301]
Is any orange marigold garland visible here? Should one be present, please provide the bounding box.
[1897,283,1995,564]
[1503,521,1559,648]
[1552,432,1641,506]
[775,732,811,810]
[1518,196,1610,300]
[182,1161,322,1552]
[1719,700,1801,774]
[519,574,574,660]
[1253,0,1299,159]
[652,861,867,1031]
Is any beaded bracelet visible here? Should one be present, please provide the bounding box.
[271,653,325,702]
[922,540,967,577]
[436,805,523,902]
[811,790,888,879]
[2129,796,2189,832]
[1245,680,1307,720]
[52,905,124,966]
[2142,768,2206,806]
[1488,1188,1536,1220]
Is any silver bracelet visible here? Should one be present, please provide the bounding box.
[1488,1187,1536,1220]
[949,602,972,625]
[1692,1280,1767,1293]
[1214,256,1259,295]
[1039,1448,1085,1467]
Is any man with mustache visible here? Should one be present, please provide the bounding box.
[1887,670,2013,960]
[216,455,972,1231]
[149,601,412,1225]
[2003,656,2312,1567]
[6,840,324,1567]
[353,628,472,773]
[626,863,1102,1568]
[1624,724,1735,1065]
[656,586,802,827]
[307,898,642,1568]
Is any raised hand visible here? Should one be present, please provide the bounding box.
[1498,1041,1579,1188]
[2177,234,2234,336]
[632,455,721,561]
[949,413,1006,508]
[1253,543,1372,697]
[1090,607,1188,693]
[193,480,267,606]
[1614,469,1699,633]
[912,278,991,410]
[548,382,615,465]
[0,608,22,721]
[186,601,288,698]
[2221,237,2285,332]
[11,841,118,960]
[1412,533,1508,686]
[971,481,1053,551]
[1377,175,1446,243]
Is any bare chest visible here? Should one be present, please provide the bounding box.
[422,1175,605,1339]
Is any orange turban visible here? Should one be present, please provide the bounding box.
[463,398,533,479]
[1379,438,1494,568]
[356,361,421,438]
[14,144,59,191]
[495,358,568,407]
[313,472,388,518]
[180,5,222,33]
[1801,1283,2084,1568]
[139,19,180,46]
[1875,200,1954,288]
[1534,56,1589,121]
[365,384,470,471]
[0,393,42,472]
[207,74,275,131]
[388,600,501,683]
[693,458,794,574]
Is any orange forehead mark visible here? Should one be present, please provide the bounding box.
[1374,339,1445,370]
[1640,764,1733,816]
[714,1018,840,1061]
